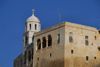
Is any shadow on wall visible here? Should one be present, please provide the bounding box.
[34,57,100,67]
[95,64,100,67]
[35,58,64,67]
[72,56,100,67]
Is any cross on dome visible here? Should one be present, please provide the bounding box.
[26,9,40,22]
[32,9,35,15]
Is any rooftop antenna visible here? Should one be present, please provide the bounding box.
[58,8,61,24]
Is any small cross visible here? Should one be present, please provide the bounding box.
[32,9,35,15]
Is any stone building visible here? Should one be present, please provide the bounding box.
[13,9,100,67]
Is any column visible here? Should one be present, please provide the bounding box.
[23,37,25,52]
[46,39,48,50]
[34,41,37,54]
[46,39,48,47]
[27,23,29,31]
[41,39,43,52]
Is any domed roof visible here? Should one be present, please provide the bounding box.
[26,9,40,22]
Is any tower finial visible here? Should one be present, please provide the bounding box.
[32,9,35,15]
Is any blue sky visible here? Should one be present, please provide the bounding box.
[0,0,100,67]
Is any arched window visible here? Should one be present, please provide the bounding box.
[25,36,28,45]
[57,34,60,43]
[37,39,41,50]
[42,37,46,48]
[30,24,31,30]
[28,51,31,61]
[69,32,73,42]
[48,35,52,46]
[35,24,37,30]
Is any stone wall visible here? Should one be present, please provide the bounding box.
[14,54,22,67]
[33,23,65,67]
[64,22,100,67]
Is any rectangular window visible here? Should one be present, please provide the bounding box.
[57,34,60,43]
[30,24,31,30]
[71,50,73,54]
[50,53,52,57]
[85,36,88,45]
[35,24,37,30]
[69,32,73,42]
[95,36,96,40]
[86,56,89,61]
[94,57,96,59]
[37,57,39,62]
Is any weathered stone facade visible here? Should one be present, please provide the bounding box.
[14,54,22,67]
[33,22,100,67]
[14,10,100,67]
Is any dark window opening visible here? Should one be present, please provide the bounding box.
[28,51,31,61]
[30,24,31,30]
[25,36,28,45]
[48,35,52,46]
[95,36,97,40]
[42,37,46,48]
[57,34,60,43]
[85,40,88,45]
[37,39,41,50]
[50,53,52,57]
[69,32,73,42]
[69,36,73,42]
[32,49,33,59]
[86,56,89,61]
[32,36,34,41]
[71,50,73,54]
[85,36,88,39]
[94,57,96,59]
[37,58,39,62]
[85,36,88,45]
[35,24,37,30]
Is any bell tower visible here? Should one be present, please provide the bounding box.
[25,9,41,32]
[22,9,41,64]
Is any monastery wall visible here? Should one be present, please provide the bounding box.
[33,23,65,67]
[64,22,100,67]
